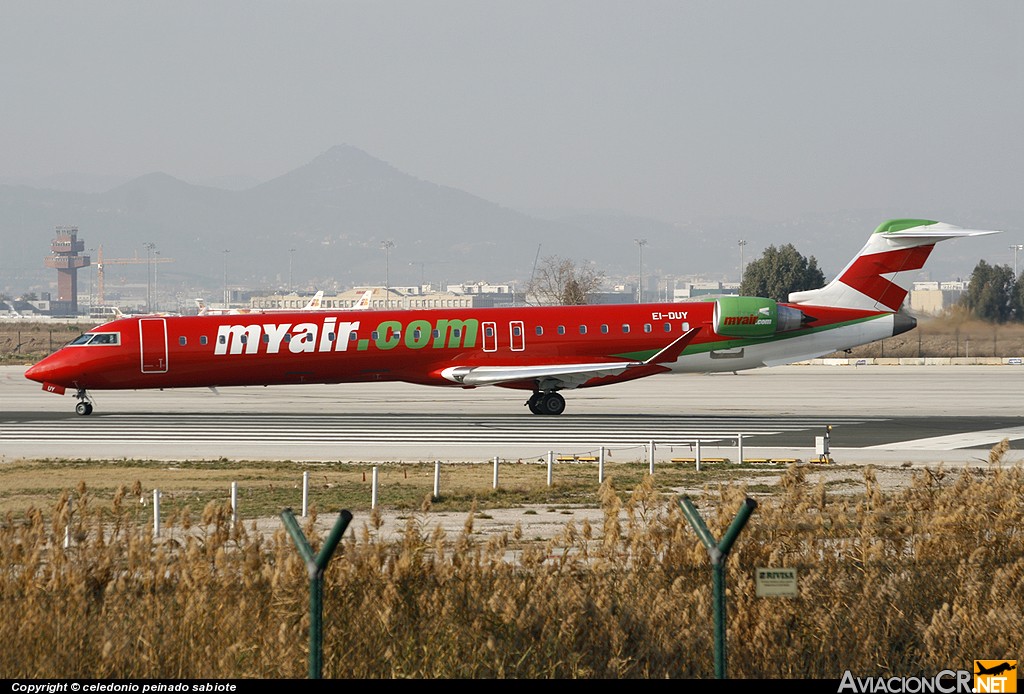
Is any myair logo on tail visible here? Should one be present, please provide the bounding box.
[789,219,1002,312]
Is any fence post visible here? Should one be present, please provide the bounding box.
[696,439,702,471]
[281,508,353,679]
[153,489,161,537]
[737,433,743,465]
[433,461,441,499]
[678,495,758,679]
[598,446,605,484]
[649,440,655,475]
[547,450,554,486]
[371,466,379,509]
[302,471,310,517]
[231,481,238,525]
[492,456,499,489]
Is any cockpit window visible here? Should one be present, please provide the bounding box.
[69,332,120,346]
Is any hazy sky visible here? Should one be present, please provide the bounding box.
[2,1,1021,223]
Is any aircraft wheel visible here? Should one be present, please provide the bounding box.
[75,401,92,416]
[538,392,566,416]
[527,393,543,414]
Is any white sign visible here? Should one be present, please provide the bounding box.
[756,567,798,597]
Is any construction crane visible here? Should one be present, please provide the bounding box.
[95,245,174,306]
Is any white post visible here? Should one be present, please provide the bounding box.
[371,466,379,509]
[231,481,238,525]
[433,461,441,499]
[598,446,605,484]
[492,456,499,489]
[63,497,74,549]
[153,489,161,537]
[648,440,655,475]
[696,439,702,472]
[301,470,309,517]
[547,451,554,487]
[737,433,743,465]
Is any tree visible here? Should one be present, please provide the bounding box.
[739,244,825,302]
[961,260,1016,323]
[526,256,605,305]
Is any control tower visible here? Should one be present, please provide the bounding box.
[44,225,91,316]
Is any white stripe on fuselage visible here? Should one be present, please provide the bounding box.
[664,314,894,374]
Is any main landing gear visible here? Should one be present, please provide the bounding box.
[74,388,94,416]
[526,391,566,416]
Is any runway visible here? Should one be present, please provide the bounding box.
[3,364,1023,465]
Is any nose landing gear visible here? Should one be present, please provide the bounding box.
[74,389,94,416]
[526,391,566,415]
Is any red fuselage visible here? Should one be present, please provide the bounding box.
[26,301,882,394]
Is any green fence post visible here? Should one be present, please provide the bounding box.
[281,507,353,679]
[678,495,757,679]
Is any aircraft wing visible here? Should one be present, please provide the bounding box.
[440,328,700,388]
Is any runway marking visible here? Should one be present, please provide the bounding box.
[866,427,1024,450]
[1,413,873,447]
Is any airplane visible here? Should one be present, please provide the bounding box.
[975,662,1016,677]
[192,288,374,316]
[25,219,999,416]
[195,289,327,315]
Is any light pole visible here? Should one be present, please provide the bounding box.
[222,249,230,308]
[288,247,296,293]
[87,247,95,310]
[738,240,747,285]
[635,239,647,303]
[154,250,161,311]
[382,240,395,308]
[1011,244,1023,277]
[144,242,156,313]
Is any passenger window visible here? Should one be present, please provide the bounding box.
[579,325,587,335]
[371,331,379,340]
[350,331,358,341]
[240,335,248,344]
[328,332,336,342]
[218,335,226,344]
[485,326,494,337]
[432,329,440,338]
[179,336,187,346]
[535,326,543,336]
[622,324,630,333]
[512,325,522,337]
[601,324,609,334]
[557,325,566,335]
[413,329,421,339]
[644,324,652,333]
[200,336,208,346]
[262,334,270,343]
[664,322,671,332]
[454,329,461,337]
[283,334,291,343]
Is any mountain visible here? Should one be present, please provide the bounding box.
[1,145,1018,302]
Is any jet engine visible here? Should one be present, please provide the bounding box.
[712,297,810,337]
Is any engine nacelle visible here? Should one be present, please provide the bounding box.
[712,297,807,337]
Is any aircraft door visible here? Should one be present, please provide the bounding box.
[509,320,525,351]
[139,318,169,374]
[482,321,498,352]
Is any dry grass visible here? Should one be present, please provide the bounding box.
[1,448,1021,679]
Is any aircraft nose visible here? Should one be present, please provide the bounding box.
[24,354,70,386]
